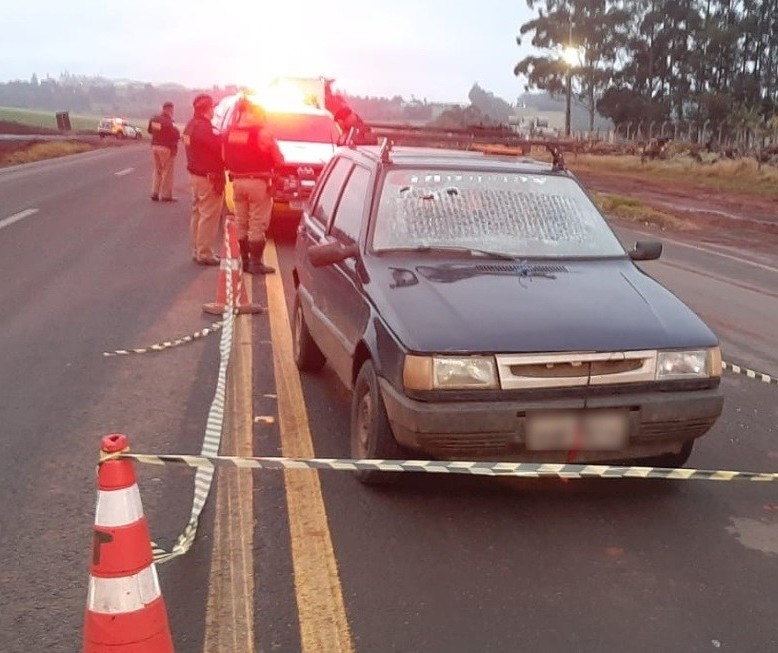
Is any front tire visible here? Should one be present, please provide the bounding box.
[292,293,325,372]
[351,360,408,485]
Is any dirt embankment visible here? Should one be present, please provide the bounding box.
[569,160,778,254]
[0,140,99,166]
[0,120,62,135]
[0,120,136,167]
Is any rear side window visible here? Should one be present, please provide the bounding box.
[330,166,371,244]
[311,158,352,225]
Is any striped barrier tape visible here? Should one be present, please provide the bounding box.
[149,233,239,564]
[106,451,778,483]
[102,320,224,357]
[722,361,778,386]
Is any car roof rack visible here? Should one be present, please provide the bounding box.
[344,122,567,172]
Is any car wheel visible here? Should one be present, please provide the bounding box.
[351,360,408,485]
[292,293,325,372]
[116,132,125,140]
[641,440,694,469]
[99,133,105,139]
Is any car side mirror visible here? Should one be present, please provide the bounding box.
[308,240,359,267]
[629,240,662,261]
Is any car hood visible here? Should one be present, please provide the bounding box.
[278,141,335,166]
[365,258,718,353]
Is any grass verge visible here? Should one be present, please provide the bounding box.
[570,154,778,199]
[0,106,147,132]
[592,192,696,231]
[0,141,99,167]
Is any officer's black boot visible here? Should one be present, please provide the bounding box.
[238,238,250,272]
[248,240,275,275]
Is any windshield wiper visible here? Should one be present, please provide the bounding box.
[402,245,520,260]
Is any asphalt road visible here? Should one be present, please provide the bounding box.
[1,145,778,652]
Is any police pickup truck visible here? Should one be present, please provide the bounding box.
[213,94,340,223]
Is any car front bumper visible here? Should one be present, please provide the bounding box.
[271,199,306,218]
[378,379,723,463]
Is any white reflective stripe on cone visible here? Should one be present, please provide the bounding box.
[87,565,161,614]
[95,484,144,527]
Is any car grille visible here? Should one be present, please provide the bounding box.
[277,164,323,179]
[496,350,657,390]
[420,415,715,458]
[639,417,717,441]
[274,164,324,201]
[424,433,513,455]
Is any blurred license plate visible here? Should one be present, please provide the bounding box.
[289,200,305,210]
[525,410,628,451]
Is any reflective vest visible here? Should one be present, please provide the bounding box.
[223,126,275,174]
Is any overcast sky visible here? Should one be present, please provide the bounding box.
[0,0,539,103]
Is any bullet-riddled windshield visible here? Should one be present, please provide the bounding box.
[372,169,626,258]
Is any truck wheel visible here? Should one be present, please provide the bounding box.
[293,293,325,372]
[351,360,408,485]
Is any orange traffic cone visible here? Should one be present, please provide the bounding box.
[202,219,264,315]
[83,434,174,653]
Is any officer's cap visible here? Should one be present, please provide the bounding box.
[163,101,174,109]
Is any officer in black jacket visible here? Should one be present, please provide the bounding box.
[147,101,180,201]
[183,94,224,265]
[223,98,284,274]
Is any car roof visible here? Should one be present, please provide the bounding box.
[343,145,559,174]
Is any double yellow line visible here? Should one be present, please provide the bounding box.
[204,241,354,652]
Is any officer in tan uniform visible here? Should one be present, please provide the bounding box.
[183,94,224,265]
[223,98,285,274]
[147,101,180,201]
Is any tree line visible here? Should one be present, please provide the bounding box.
[0,73,229,119]
[515,0,778,139]
[0,74,441,124]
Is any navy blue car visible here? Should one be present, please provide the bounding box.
[292,136,723,484]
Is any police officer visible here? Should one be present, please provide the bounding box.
[333,105,377,146]
[223,98,284,274]
[183,94,224,266]
[147,101,180,202]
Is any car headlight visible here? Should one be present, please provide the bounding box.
[656,347,721,380]
[403,355,498,390]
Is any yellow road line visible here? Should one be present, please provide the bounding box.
[264,241,355,653]
[203,279,256,653]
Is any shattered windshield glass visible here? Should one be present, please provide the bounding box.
[372,170,626,258]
